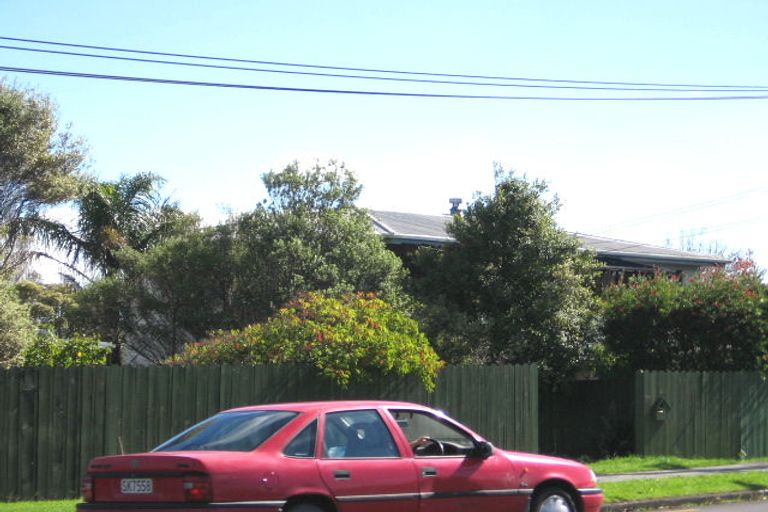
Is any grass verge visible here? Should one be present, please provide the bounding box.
[590,455,768,475]
[0,500,80,512]
[601,471,768,503]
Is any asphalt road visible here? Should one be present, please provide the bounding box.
[671,500,768,511]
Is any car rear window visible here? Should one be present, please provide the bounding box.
[154,411,298,452]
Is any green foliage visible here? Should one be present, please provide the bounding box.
[601,259,768,372]
[14,279,79,337]
[411,166,601,381]
[103,161,407,360]
[0,280,36,368]
[21,332,110,367]
[116,225,239,360]
[233,161,406,322]
[44,172,199,278]
[0,81,87,274]
[170,292,443,390]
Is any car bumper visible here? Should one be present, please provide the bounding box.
[76,501,284,511]
[578,488,604,512]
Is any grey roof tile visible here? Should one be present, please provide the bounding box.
[369,210,729,265]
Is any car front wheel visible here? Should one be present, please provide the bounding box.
[530,487,577,512]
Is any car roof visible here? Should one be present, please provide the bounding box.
[224,400,431,414]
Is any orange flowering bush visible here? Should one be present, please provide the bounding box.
[169,292,443,390]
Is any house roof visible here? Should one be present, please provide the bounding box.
[369,210,729,268]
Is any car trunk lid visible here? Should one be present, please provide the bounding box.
[86,453,211,503]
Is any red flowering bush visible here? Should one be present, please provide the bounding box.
[169,292,443,390]
[601,259,768,373]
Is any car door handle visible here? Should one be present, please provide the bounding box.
[333,469,351,480]
[422,467,438,477]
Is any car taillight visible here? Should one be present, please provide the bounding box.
[81,475,94,502]
[183,475,212,502]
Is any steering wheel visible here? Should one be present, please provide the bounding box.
[415,437,444,456]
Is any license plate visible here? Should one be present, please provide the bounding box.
[121,478,153,494]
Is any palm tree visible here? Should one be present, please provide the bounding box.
[42,172,193,278]
[35,172,196,364]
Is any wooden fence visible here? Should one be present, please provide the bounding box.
[539,376,634,458]
[0,364,538,501]
[635,371,768,458]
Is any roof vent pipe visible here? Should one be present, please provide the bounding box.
[449,198,463,215]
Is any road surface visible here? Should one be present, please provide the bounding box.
[669,500,768,511]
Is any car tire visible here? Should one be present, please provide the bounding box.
[286,503,326,512]
[530,487,577,512]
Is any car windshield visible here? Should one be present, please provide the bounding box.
[154,410,298,452]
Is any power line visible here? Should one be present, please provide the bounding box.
[5,65,768,101]
[4,43,768,94]
[3,34,768,90]
[594,187,768,233]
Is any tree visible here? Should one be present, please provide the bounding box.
[170,292,443,390]
[0,81,87,275]
[412,166,601,381]
[115,225,239,361]
[14,279,79,337]
[44,172,197,279]
[76,161,407,362]
[601,258,768,373]
[232,161,406,324]
[36,172,198,363]
[0,280,36,368]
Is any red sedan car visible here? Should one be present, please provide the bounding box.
[77,400,602,512]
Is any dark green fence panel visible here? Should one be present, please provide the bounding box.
[540,377,634,458]
[740,373,768,458]
[0,364,537,501]
[634,371,768,458]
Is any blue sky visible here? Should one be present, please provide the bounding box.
[2,1,768,276]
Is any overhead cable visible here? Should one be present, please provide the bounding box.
[594,187,768,233]
[5,65,768,101]
[2,34,767,90]
[3,44,768,93]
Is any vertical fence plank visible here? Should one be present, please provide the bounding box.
[19,369,38,499]
[63,367,82,498]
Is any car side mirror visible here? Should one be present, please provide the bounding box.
[472,440,494,459]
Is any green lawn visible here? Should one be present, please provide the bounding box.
[0,500,79,512]
[589,455,768,475]
[601,471,768,503]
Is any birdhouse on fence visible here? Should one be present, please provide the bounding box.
[651,396,671,421]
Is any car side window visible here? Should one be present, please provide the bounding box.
[322,410,399,459]
[284,420,317,458]
[390,409,476,457]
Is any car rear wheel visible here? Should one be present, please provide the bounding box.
[531,487,576,512]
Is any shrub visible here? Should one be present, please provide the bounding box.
[601,259,768,372]
[170,292,444,390]
[22,332,111,367]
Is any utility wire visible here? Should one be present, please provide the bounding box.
[594,187,768,233]
[4,43,768,93]
[3,34,768,90]
[5,65,768,101]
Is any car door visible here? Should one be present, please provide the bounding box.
[386,409,527,512]
[316,409,419,512]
